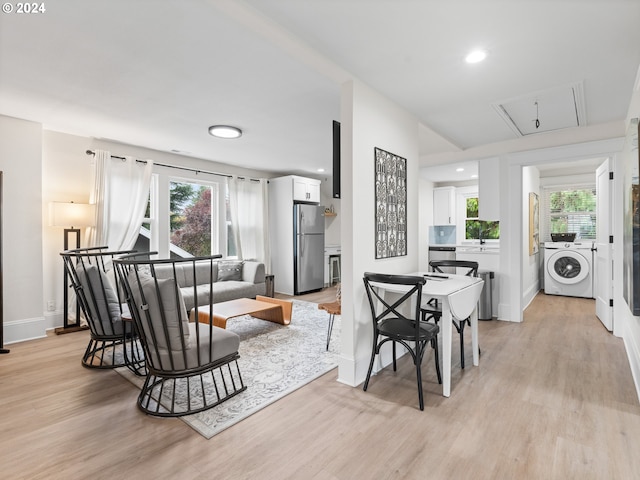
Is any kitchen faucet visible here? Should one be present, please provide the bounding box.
[479,228,485,245]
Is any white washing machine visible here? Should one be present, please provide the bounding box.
[544,241,594,298]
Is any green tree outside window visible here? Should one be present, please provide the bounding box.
[465,197,499,240]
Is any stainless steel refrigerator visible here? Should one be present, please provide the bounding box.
[294,203,325,295]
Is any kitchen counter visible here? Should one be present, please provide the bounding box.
[455,245,500,254]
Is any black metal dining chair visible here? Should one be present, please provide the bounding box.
[421,260,479,369]
[362,272,441,411]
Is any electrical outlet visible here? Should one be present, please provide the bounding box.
[47,300,55,312]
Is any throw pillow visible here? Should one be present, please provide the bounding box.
[217,260,244,281]
[76,263,122,331]
[127,270,190,353]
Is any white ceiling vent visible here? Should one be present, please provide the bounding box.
[492,82,586,137]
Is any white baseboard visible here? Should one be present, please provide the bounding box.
[523,282,540,309]
[498,302,518,322]
[4,316,47,344]
[623,324,640,404]
[337,343,415,388]
[337,351,376,387]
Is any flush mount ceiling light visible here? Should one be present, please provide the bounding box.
[465,49,487,64]
[208,125,242,139]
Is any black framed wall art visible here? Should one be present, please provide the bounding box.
[374,147,407,259]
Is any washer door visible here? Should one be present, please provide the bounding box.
[547,250,590,285]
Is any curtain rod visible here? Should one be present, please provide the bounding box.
[85,150,263,182]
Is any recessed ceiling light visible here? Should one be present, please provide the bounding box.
[317,168,325,173]
[456,167,464,172]
[471,174,478,178]
[208,125,242,139]
[465,49,487,64]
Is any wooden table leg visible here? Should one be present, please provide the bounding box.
[254,296,292,325]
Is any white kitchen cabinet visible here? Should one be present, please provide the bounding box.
[293,176,321,203]
[433,186,456,225]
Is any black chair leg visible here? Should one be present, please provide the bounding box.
[392,342,397,371]
[363,333,379,392]
[416,356,424,411]
[432,337,442,384]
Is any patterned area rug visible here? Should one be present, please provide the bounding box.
[116,299,340,439]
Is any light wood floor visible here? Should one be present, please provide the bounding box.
[2,292,640,479]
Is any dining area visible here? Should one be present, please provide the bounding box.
[360,260,485,409]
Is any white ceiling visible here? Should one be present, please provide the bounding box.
[421,157,607,184]
[1,0,639,178]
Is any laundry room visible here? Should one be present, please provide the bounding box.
[530,155,612,331]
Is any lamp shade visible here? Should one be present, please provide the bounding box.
[49,202,95,228]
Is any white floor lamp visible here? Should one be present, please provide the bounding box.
[49,201,95,333]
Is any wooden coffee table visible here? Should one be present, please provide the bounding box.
[191,296,293,329]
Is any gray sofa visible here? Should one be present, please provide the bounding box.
[154,259,267,311]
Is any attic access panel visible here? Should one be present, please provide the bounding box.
[493,82,586,137]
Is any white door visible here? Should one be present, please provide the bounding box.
[595,158,613,331]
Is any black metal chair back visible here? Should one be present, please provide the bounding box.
[114,253,246,417]
[362,272,441,410]
[61,246,140,369]
[430,260,478,277]
[424,259,480,369]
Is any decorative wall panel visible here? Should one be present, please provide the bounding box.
[374,147,407,259]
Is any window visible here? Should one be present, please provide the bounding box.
[542,185,596,240]
[465,196,500,240]
[137,167,250,259]
[169,180,217,257]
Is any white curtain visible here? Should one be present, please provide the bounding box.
[228,177,270,268]
[88,149,153,250]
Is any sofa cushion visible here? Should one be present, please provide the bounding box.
[218,260,244,281]
[181,284,212,313]
[210,281,263,303]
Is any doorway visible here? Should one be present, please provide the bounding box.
[506,137,622,324]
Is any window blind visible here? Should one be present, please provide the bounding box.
[541,183,596,241]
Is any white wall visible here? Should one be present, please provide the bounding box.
[42,130,95,332]
[522,166,541,307]
[338,78,420,386]
[619,65,640,400]
[0,115,44,343]
[418,177,434,271]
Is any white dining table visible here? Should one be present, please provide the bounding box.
[373,272,484,397]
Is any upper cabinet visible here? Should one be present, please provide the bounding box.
[293,176,321,203]
[433,186,456,225]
